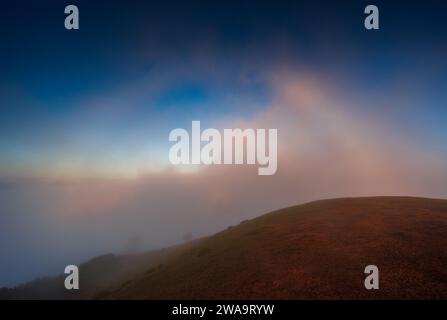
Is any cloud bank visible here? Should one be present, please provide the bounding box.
[1,70,447,287]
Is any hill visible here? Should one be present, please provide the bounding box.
[2,197,447,299]
[0,245,192,299]
[105,197,447,299]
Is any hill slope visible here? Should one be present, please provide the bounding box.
[105,197,447,299]
[0,246,191,299]
[2,197,447,299]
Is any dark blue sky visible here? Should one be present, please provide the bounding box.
[0,0,446,176]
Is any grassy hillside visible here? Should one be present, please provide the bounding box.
[105,197,447,299]
[0,245,192,299]
[2,197,447,299]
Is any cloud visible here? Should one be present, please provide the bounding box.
[1,70,447,287]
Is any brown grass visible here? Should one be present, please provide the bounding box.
[4,196,446,299]
[104,196,447,299]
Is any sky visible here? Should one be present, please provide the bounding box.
[0,0,447,287]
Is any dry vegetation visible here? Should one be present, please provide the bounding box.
[106,197,447,299]
[2,197,447,299]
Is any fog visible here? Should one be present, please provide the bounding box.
[1,74,447,287]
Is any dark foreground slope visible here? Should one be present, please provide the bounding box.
[0,245,192,299]
[2,197,447,299]
[106,197,447,299]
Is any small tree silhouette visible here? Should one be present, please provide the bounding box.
[182,232,194,243]
[125,236,143,254]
